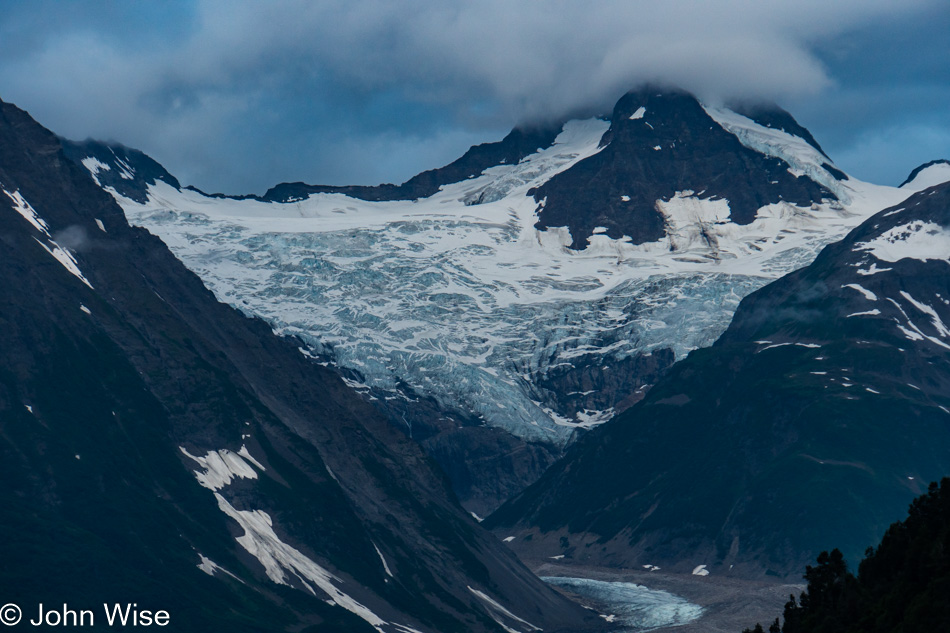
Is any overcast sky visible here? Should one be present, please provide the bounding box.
[1,1,948,194]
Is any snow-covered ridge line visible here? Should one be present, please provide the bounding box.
[900,161,950,191]
[702,105,848,204]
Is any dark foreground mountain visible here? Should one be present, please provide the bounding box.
[62,88,870,518]
[744,478,950,633]
[0,99,600,632]
[488,180,950,578]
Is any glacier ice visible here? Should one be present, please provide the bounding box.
[106,112,910,445]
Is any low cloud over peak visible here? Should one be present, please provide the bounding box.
[0,0,945,193]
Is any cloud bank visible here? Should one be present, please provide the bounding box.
[0,0,944,192]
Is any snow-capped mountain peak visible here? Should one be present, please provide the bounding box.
[899,159,950,191]
[67,87,915,513]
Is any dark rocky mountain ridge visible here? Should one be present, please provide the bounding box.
[531,88,837,249]
[0,99,599,633]
[262,125,564,203]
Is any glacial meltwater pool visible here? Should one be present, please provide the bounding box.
[542,577,704,631]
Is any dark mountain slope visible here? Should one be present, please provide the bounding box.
[488,182,950,578]
[0,99,598,633]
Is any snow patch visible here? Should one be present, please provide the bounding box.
[3,189,93,288]
[237,445,266,471]
[630,106,646,120]
[214,493,387,631]
[691,565,709,576]
[373,542,394,578]
[113,154,135,180]
[197,553,243,582]
[81,157,111,187]
[888,296,950,350]
[856,262,893,276]
[180,446,262,491]
[842,283,877,301]
[857,220,950,264]
[33,238,94,288]
[900,291,950,339]
[4,188,50,235]
[468,586,541,632]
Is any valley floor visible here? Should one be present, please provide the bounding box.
[528,560,801,633]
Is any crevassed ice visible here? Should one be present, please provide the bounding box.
[113,114,905,445]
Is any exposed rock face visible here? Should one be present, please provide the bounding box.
[532,88,836,249]
[60,138,181,203]
[0,99,599,633]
